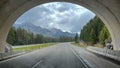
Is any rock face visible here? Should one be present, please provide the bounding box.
[13,23,75,38]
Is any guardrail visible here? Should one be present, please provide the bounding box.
[87,46,120,61]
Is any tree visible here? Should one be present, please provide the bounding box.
[7,27,74,45]
[7,27,17,45]
[99,25,110,45]
[74,33,79,43]
[80,16,110,46]
[89,29,96,44]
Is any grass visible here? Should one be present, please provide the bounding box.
[94,43,104,48]
[72,42,88,48]
[72,42,105,48]
[13,43,55,52]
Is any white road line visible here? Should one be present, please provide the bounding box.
[32,60,42,68]
[69,44,91,68]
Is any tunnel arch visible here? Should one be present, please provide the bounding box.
[0,0,120,53]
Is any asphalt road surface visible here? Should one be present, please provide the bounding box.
[0,43,119,68]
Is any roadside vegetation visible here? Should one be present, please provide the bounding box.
[72,42,88,48]
[13,43,55,52]
[7,27,73,46]
[74,16,111,48]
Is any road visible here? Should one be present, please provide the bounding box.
[0,43,119,68]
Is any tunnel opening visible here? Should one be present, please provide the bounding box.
[0,0,120,54]
[5,2,112,53]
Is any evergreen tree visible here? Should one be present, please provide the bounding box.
[74,33,79,43]
[7,27,74,45]
[7,27,17,45]
[99,25,110,45]
[80,16,110,46]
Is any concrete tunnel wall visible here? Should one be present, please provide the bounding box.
[0,0,120,53]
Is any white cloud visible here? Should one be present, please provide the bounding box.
[14,2,95,33]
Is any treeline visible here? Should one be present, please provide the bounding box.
[7,27,73,46]
[80,16,111,46]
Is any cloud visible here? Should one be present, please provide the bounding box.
[14,2,95,33]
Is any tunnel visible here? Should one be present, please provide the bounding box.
[0,0,120,53]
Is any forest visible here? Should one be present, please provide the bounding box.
[7,27,73,46]
[79,16,111,46]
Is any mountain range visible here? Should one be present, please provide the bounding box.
[13,23,75,38]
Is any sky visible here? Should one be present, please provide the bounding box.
[14,2,95,33]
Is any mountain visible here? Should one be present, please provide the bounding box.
[13,23,75,38]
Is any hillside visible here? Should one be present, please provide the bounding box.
[13,23,75,38]
[80,16,110,45]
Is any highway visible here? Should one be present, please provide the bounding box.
[0,43,119,68]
